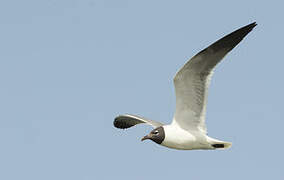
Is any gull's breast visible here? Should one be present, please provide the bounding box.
[161,125,211,150]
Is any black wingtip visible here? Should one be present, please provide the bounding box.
[239,21,257,34]
[252,21,257,26]
[250,21,257,26]
[113,116,126,129]
[208,22,257,53]
[113,115,136,129]
[246,21,257,31]
[113,117,119,128]
[239,22,257,38]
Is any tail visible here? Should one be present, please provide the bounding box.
[211,141,232,149]
[207,137,232,149]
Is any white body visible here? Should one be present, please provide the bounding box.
[161,122,230,150]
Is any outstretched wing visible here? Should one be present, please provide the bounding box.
[114,114,164,129]
[173,22,257,134]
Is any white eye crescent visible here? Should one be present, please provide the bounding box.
[153,130,159,135]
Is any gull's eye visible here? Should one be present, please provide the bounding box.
[153,130,159,135]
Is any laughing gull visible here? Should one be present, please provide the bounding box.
[114,22,257,150]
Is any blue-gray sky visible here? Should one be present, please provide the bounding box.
[0,0,283,179]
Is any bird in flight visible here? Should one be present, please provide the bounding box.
[113,22,257,150]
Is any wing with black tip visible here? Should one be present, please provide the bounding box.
[114,114,164,129]
[173,22,257,134]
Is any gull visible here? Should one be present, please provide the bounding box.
[113,22,256,150]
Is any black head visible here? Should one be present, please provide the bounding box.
[141,126,165,144]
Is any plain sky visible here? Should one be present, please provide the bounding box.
[0,0,283,179]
